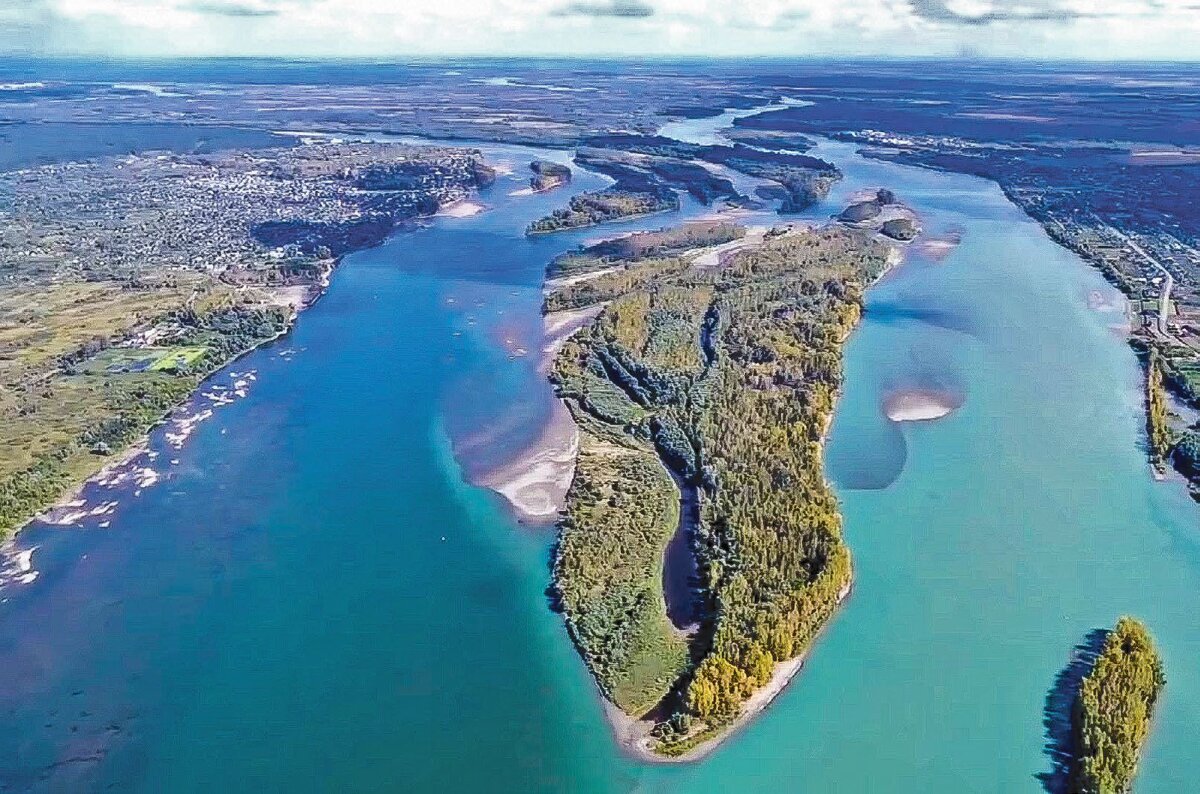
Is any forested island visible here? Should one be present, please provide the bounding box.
[1070,618,1165,794]
[526,134,841,235]
[0,143,493,537]
[545,220,893,756]
[530,160,572,192]
[527,188,679,235]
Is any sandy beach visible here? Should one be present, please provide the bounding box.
[436,199,486,218]
[540,305,605,373]
[883,389,963,422]
[543,266,624,292]
[477,399,579,524]
[475,305,605,523]
[689,225,769,270]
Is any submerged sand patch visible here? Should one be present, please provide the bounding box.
[436,200,486,218]
[883,389,963,422]
[915,232,961,261]
[474,306,604,522]
[477,399,579,524]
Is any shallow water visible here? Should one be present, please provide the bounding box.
[0,110,1196,793]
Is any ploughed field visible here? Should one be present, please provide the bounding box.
[546,221,891,755]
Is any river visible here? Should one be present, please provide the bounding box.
[0,108,1196,793]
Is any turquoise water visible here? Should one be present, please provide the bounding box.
[1,118,1197,793]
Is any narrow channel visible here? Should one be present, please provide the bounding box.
[662,468,702,631]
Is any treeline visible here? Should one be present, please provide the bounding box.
[548,222,745,280]
[526,189,679,235]
[0,303,290,536]
[1146,349,1171,467]
[548,224,891,752]
[1071,617,1165,794]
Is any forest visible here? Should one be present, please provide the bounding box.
[526,188,679,235]
[547,221,892,754]
[1071,617,1165,794]
[547,222,745,281]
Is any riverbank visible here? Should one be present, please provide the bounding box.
[1,194,487,549]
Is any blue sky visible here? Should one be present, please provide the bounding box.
[2,1,1199,60]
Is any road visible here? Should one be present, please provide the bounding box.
[1105,223,1175,338]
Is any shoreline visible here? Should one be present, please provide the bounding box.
[473,305,603,523]
[1,202,458,549]
[6,295,309,547]
[605,580,854,764]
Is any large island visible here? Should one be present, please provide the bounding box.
[543,221,893,757]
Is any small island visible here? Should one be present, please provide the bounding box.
[543,221,892,758]
[1069,618,1165,794]
[526,188,678,235]
[529,159,572,192]
[837,188,922,241]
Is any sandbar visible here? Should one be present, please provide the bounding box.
[477,399,579,524]
[437,200,486,218]
[883,389,962,422]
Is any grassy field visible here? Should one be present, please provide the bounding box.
[555,434,689,716]
[0,274,287,536]
[148,346,210,372]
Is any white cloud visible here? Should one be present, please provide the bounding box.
[9,0,1200,58]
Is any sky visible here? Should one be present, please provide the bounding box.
[1,0,1199,60]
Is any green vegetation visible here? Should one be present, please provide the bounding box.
[527,189,679,235]
[147,346,210,372]
[548,224,891,753]
[1174,429,1200,477]
[1146,350,1172,467]
[1071,617,1165,794]
[1173,428,1200,500]
[548,222,745,280]
[0,282,287,536]
[555,436,689,715]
